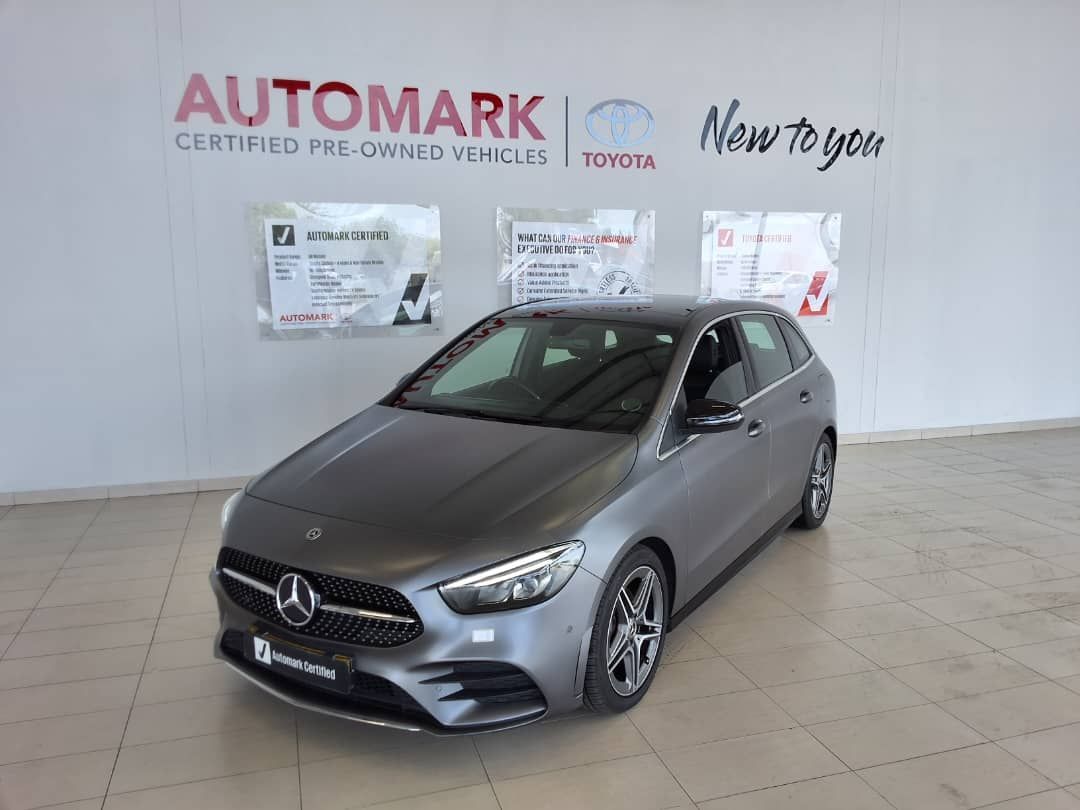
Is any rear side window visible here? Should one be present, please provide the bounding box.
[737,315,793,389]
[778,318,812,368]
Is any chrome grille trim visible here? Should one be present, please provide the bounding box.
[219,566,417,625]
[221,567,275,595]
[320,602,417,624]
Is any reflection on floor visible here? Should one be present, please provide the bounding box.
[3,429,1080,809]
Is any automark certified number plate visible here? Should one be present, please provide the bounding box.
[244,633,351,694]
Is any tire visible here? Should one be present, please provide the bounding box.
[583,546,668,713]
[795,433,835,529]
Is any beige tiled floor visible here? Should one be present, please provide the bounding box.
[3,429,1080,809]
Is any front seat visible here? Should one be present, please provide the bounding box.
[683,334,718,401]
[705,326,749,404]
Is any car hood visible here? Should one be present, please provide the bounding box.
[248,404,638,541]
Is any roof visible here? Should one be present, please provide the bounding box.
[504,295,785,329]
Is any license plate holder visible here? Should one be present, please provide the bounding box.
[243,633,352,695]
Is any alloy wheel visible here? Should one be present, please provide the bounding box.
[810,441,834,519]
[606,565,664,697]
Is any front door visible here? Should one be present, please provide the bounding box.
[673,320,771,597]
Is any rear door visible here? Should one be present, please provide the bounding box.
[734,314,814,518]
[776,315,824,473]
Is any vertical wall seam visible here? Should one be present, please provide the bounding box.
[869,0,903,433]
[152,0,191,480]
[857,0,901,435]
[175,0,215,478]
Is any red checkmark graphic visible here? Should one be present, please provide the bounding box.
[799,270,831,316]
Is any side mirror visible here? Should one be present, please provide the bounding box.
[397,373,410,385]
[685,399,743,433]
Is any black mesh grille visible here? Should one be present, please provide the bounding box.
[217,547,423,648]
[219,629,429,720]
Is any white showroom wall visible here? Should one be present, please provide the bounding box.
[1,0,1078,495]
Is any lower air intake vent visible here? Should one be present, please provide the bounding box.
[422,662,545,705]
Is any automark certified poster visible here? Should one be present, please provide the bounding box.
[496,208,654,305]
[249,202,442,339]
[700,212,841,325]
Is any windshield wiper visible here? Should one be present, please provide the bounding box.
[399,405,545,425]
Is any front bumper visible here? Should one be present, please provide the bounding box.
[210,563,601,734]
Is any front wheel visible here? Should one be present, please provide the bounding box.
[795,434,835,529]
[583,546,668,713]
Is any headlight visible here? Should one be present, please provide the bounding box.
[438,541,585,613]
[220,490,243,531]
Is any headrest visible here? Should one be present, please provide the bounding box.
[549,325,602,359]
[688,334,718,374]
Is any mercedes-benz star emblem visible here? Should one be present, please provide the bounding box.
[305,527,322,541]
[275,573,319,627]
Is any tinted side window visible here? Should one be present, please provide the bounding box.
[681,320,748,404]
[737,315,793,389]
[778,318,812,368]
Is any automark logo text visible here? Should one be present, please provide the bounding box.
[174,74,548,165]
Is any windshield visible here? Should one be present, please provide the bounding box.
[391,316,678,432]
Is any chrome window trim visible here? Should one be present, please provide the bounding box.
[655,310,813,462]
[219,567,417,625]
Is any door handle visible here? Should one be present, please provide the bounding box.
[799,390,814,404]
[747,419,766,438]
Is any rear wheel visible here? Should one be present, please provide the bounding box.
[583,547,667,713]
[795,434,835,529]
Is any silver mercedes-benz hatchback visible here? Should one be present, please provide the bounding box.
[211,295,837,733]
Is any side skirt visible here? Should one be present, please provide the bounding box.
[670,504,802,629]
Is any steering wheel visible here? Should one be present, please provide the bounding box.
[488,377,542,401]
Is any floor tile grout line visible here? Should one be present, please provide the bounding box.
[623,707,702,808]
[98,500,194,801]
[807,724,992,780]
[1,499,109,660]
[469,735,506,810]
[471,728,678,790]
[0,742,133,770]
[1,635,168,663]
[13,604,169,634]
[850,767,904,810]
[0,636,220,675]
[294,712,304,810]
[0,697,143,728]
[935,702,1080,745]
[968,786,1080,810]
[842,741,1036,782]
[98,762,300,799]
[679,764,854,807]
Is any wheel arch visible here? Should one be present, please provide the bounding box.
[636,536,677,614]
[823,425,837,452]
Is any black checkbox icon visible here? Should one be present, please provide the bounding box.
[272,224,295,246]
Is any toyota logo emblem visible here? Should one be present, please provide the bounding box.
[585,99,655,148]
[305,528,322,541]
[275,573,319,627]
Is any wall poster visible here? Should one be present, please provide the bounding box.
[700,211,841,325]
[248,202,442,339]
[496,208,655,305]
